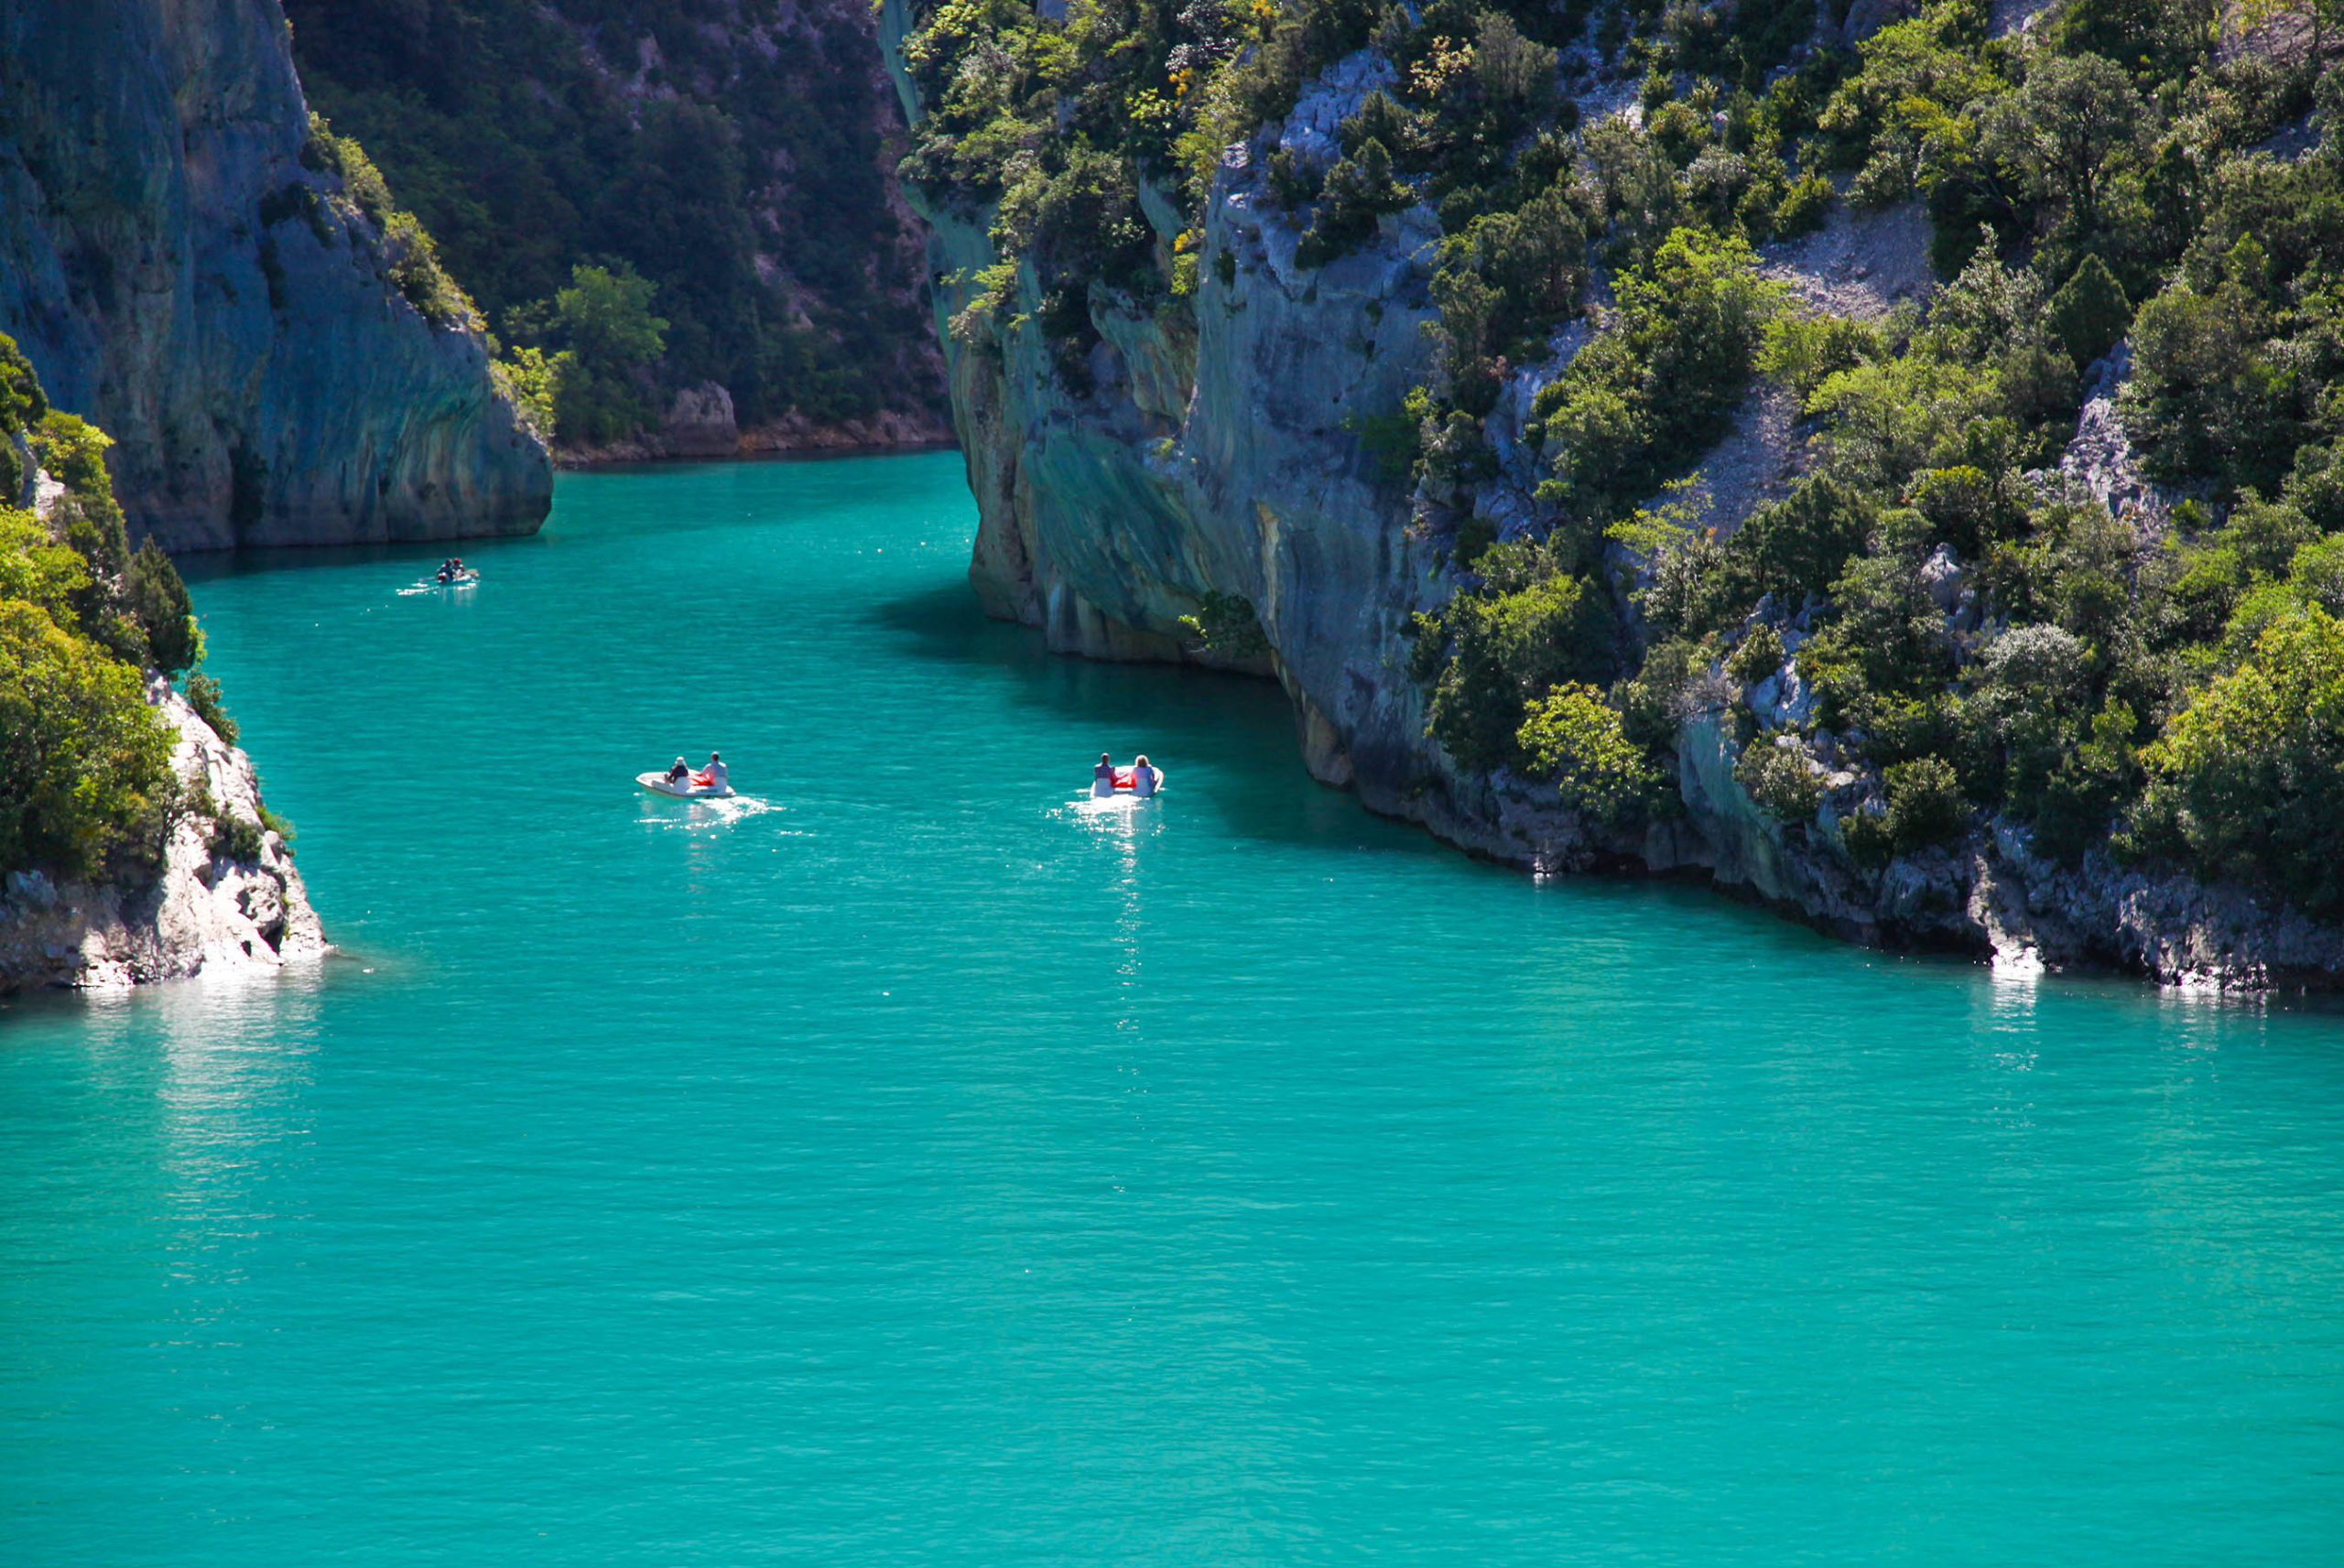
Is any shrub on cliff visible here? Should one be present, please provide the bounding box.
[0,342,219,880]
[1517,683,1662,825]
[1296,139,1416,269]
[1411,540,1614,772]
[126,540,200,678]
[1531,227,1784,524]
[2128,607,2344,915]
[1736,737,1823,823]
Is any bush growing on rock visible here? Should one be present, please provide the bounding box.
[1715,477,1879,618]
[1882,755,1970,852]
[1727,622,1784,687]
[1413,540,1614,773]
[1296,139,1416,269]
[1177,591,1271,659]
[1736,737,1823,823]
[186,673,237,747]
[208,813,265,866]
[2045,254,2132,373]
[126,540,200,678]
[1531,227,1785,524]
[2130,607,2344,915]
[1516,683,1661,825]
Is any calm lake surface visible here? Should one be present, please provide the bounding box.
[6,452,2344,1563]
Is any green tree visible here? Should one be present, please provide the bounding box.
[543,265,669,443]
[1979,53,2141,234]
[557,265,668,368]
[0,600,176,877]
[2132,606,2344,914]
[1413,543,1615,772]
[125,539,200,677]
[1516,683,1662,823]
[2045,254,2132,372]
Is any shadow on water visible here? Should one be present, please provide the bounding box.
[173,532,550,586]
[872,579,1452,859]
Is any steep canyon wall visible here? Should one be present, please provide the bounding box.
[0,0,549,549]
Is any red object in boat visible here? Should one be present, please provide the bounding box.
[1112,768,1135,789]
[690,770,713,786]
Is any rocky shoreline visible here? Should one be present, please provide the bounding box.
[0,680,324,995]
[548,382,956,468]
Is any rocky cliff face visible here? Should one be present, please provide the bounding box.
[0,677,324,993]
[878,16,1448,780]
[878,26,2343,991]
[0,0,550,549]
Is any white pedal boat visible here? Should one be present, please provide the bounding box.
[638,771,734,799]
[1091,766,1167,798]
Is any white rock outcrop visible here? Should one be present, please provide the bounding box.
[0,679,324,993]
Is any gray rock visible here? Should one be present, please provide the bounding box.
[5,868,57,911]
[661,383,741,457]
[1920,543,1965,611]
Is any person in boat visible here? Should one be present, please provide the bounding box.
[1093,752,1117,797]
[667,755,691,784]
[1130,755,1158,797]
[435,557,455,583]
[703,752,727,792]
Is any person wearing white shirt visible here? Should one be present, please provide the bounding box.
[704,752,728,792]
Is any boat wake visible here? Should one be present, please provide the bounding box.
[635,794,791,833]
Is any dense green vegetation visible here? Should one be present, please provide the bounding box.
[902,0,2344,915]
[285,0,940,443]
[0,338,235,881]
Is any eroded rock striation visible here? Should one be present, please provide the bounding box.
[880,22,2344,992]
[0,0,549,549]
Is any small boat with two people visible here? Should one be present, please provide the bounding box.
[400,557,479,594]
[638,752,734,799]
[1091,752,1164,798]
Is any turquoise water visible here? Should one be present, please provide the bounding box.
[6,453,2344,1563]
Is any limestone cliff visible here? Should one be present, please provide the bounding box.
[0,0,550,549]
[880,23,2344,992]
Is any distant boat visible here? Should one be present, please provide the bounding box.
[398,569,478,595]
